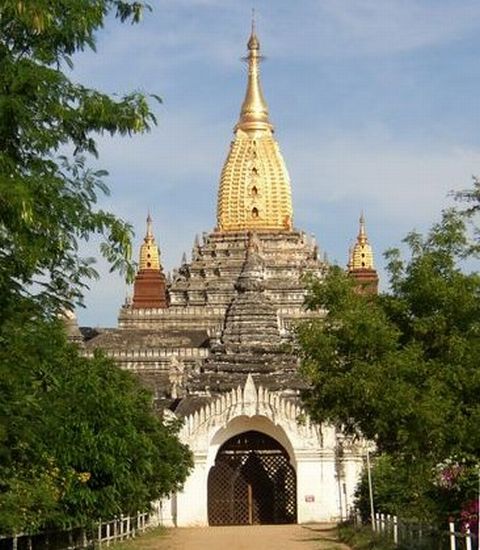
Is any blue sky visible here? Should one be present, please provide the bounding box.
[74,0,480,327]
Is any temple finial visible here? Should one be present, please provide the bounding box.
[358,211,366,241]
[146,211,153,239]
[236,16,272,135]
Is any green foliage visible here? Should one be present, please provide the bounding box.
[354,454,479,525]
[0,0,158,315]
[0,313,193,534]
[455,176,480,252]
[0,2,194,535]
[298,207,480,522]
[337,522,397,550]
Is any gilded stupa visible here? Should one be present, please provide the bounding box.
[217,24,293,231]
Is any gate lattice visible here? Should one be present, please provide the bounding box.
[208,430,297,525]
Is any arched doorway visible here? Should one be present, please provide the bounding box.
[207,430,297,525]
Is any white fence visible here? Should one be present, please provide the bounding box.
[372,512,479,550]
[97,512,149,547]
[0,511,153,550]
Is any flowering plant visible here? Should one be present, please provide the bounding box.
[433,458,466,491]
[460,499,479,534]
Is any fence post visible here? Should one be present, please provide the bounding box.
[393,516,398,544]
[466,524,472,550]
[98,520,102,548]
[449,521,456,550]
[12,536,18,550]
[366,448,375,532]
[113,518,118,542]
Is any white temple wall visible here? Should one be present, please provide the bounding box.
[342,456,365,518]
[175,453,208,527]
[172,376,365,527]
[296,452,337,522]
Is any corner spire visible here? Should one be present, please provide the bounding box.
[236,19,273,135]
[132,213,168,309]
[139,214,160,270]
[347,212,379,294]
[350,212,374,270]
[146,211,153,238]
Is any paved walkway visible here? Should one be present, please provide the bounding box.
[157,524,350,550]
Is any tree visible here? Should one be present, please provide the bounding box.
[455,176,480,252]
[298,208,480,522]
[0,313,193,534]
[455,176,480,215]
[0,1,193,533]
[0,0,159,317]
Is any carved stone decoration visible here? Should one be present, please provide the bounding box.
[179,375,322,452]
[169,355,185,399]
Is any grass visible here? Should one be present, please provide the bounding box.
[108,526,168,550]
[337,522,397,550]
[299,523,358,549]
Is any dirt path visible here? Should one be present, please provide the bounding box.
[134,524,350,550]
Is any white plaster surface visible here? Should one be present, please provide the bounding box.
[170,375,364,527]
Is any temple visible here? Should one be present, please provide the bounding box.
[78,27,377,526]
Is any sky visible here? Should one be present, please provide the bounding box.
[73,0,480,327]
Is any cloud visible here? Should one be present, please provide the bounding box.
[71,0,480,96]
[315,0,480,55]
[286,131,480,224]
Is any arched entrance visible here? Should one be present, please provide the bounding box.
[207,430,297,525]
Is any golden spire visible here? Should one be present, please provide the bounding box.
[139,213,161,270]
[349,212,375,271]
[216,23,293,232]
[236,13,272,135]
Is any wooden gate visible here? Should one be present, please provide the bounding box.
[207,430,297,525]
